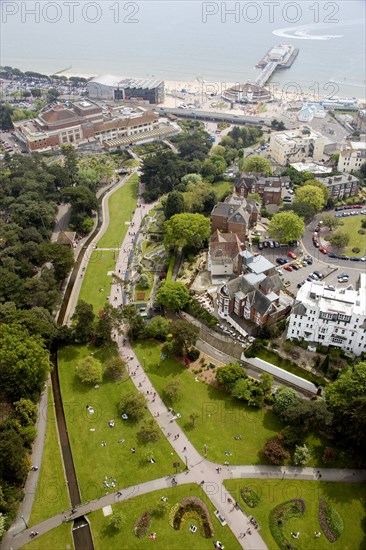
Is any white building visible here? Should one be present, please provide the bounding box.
[87,74,165,104]
[269,126,325,165]
[287,276,366,356]
[338,140,366,172]
[298,102,326,123]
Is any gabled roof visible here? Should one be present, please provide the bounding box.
[250,290,272,315]
[260,274,282,292]
[291,301,307,316]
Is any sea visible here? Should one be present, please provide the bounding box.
[1,0,365,99]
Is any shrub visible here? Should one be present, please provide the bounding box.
[352,247,360,253]
[134,511,152,538]
[357,229,365,235]
[263,437,290,465]
[322,447,337,464]
[187,347,200,361]
[269,499,306,550]
[318,498,344,542]
[240,486,260,508]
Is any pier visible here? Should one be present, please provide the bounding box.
[255,44,299,88]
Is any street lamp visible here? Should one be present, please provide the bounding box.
[20,515,28,529]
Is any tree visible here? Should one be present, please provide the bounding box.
[272,387,298,415]
[282,201,316,223]
[164,213,210,251]
[302,178,329,202]
[164,191,185,220]
[262,437,290,465]
[260,372,273,395]
[163,380,181,404]
[47,88,60,102]
[216,363,247,392]
[170,320,199,356]
[72,301,95,343]
[0,513,5,540]
[145,316,170,340]
[327,230,350,250]
[76,356,104,385]
[320,214,342,231]
[138,274,150,290]
[121,304,146,340]
[108,510,126,531]
[201,155,227,178]
[0,324,50,401]
[13,398,38,426]
[94,303,124,347]
[248,193,261,203]
[293,444,311,466]
[189,412,199,428]
[268,211,305,242]
[80,217,94,234]
[120,391,146,420]
[137,418,161,442]
[294,185,325,212]
[105,356,126,380]
[242,156,272,175]
[156,282,190,311]
[37,242,74,282]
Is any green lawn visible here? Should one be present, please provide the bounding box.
[224,478,366,550]
[90,483,242,550]
[212,181,232,201]
[133,340,344,468]
[133,340,283,465]
[21,523,73,549]
[29,387,70,526]
[336,216,366,256]
[97,173,139,249]
[58,345,181,501]
[78,250,117,314]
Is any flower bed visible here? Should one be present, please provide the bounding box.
[169,496,214,538]
[318,498,344,542]
[240,486,261,508]
[134,511,152,538]
[269,499,306,550]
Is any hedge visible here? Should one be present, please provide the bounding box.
[240,486,260,508]
[169,497,214,538]
[134,511,152,538]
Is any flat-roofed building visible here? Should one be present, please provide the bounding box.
[287,278,366,356]
[13,100,160,152]
[318,173,359,199]
[269,126,325,165]
[87,74,165,104]
[338,140,366,172]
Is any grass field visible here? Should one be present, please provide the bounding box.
[336,216,366,257]
[133,340,283,465]
[22,523,73,549]
[29,387,70,526]
[224,478,366,550]
[133,340,343,468]
[90,483,242,550]
[58,344,181,501]
[78,250,117,314]
[97,173,139,249]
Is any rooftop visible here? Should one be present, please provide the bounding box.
[295,281,366,316]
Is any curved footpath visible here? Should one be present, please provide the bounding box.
[6,179,366,550]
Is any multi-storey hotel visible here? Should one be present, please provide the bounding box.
[287,275,366,356]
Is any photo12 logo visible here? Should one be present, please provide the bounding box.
[201,1,340,24]
[1,1,140,24]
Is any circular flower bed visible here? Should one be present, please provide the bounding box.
[269,499,305,550]
[318,498,344,542]
[169,497,214,538]
[240,486,261,508]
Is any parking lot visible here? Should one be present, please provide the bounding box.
[257,245,362,296]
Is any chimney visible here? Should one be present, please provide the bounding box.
[348,175,352,181]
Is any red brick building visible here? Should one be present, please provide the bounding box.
[235,173,290,205]
[210,196,260,239]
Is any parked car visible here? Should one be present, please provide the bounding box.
[288,251,297,259]
[325,285,336,291]
[328,252,337,258]
[292,263,300,270]
[268,240,274,248]
[258,242,263,250]
[274,241,280,248]
[263,241,269,248]
[338,255,349,260]
[314,226,321,232]
[350,256,361,261]
[313,241,320,248]
[301,260,308,267]
[319,247,328,254]
[297,280,306,288]
[305,256,313,265]
[288,240,298,247]
[335,206,344,211]
[284,265,293,272]
[313,270,323,279]
[338,276,349,283]
[309,273,319,280]
[276,258,287,265]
